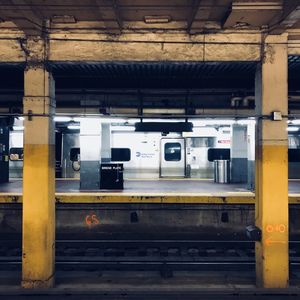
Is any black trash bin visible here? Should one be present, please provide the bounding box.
[100,163,124,190]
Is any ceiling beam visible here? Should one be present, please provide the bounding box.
[94,0,122,33]
[187,0,201,33]
[1,0,44,36]
[48,32,261,62]
[111,0,123,31]
[270,0,300,34]
[187,0,231,33]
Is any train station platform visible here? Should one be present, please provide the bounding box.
[0,179,300,204]
[1,270,300,300]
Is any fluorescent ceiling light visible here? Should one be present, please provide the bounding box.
[289,120,300,125]
[112,126,135,132]
[72,117,84,123]
[13,126,24,131]
[192,119,235,126]
[236,120,256,125]
[54,116,72,122]
[287,127,299,132]
[101,118,127,123]
[144,15,171,24]
[232,2,282,10]
[72,117,136,124]
[67,125,80,130]
[51,15,76,24]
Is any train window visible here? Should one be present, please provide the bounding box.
[70,148,80,161]
[9,147,23,161]
[111,148,131,162]
[165,143,181,161]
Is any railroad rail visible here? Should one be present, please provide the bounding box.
[1,240,300,273]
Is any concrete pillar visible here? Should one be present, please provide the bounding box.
[22,65,56,288]
[101,123,111,163]
[231,124,248,183]
[255,34,288,288]
[80,118,101,190]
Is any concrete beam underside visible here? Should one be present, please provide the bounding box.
[0,32,264,62]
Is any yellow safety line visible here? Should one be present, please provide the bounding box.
[0,193,299,204]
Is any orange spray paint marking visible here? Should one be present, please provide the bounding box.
[85,214,100,228]
[265,237,286,247]
[265,224,286,233]
[266,224,274,233]
[265,224,287,246]
[278,224,286,233]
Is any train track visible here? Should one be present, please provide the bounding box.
[1,240,300,273]
[1,240,300,299]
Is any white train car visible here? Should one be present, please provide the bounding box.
[9,125,232,180]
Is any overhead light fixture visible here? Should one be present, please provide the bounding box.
[289,120,300,125]
[192,119,235,127]
[112,126,135,132]
[54,116,72,122]
[144,15,171,24]
[236,120,256,125]
[287,127,299,132]
[67,124,80,130]
[51,15,77,24]
[232,2,282,11]
[72,117,84,123]
[13,126,24,131]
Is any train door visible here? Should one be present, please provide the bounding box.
[160,138,185,177]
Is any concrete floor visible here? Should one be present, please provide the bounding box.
[0,179,299,195]
[0,179,250,195]
[1,270,300,299]
[0,270,256,288]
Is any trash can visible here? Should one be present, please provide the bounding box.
[214,160,230,183]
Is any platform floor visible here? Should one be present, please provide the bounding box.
[0,179,299,203]
[1,178,300,194]
[0,179,253,195]
[1,270,300,299]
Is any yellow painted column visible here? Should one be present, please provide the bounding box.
[255,34,289,288]
[22,65,56,288]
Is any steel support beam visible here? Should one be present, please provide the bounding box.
[255,34,289,288]
[22,64,56,288]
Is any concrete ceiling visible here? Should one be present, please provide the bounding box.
[0,0,299,35]
[0,58,300,113]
